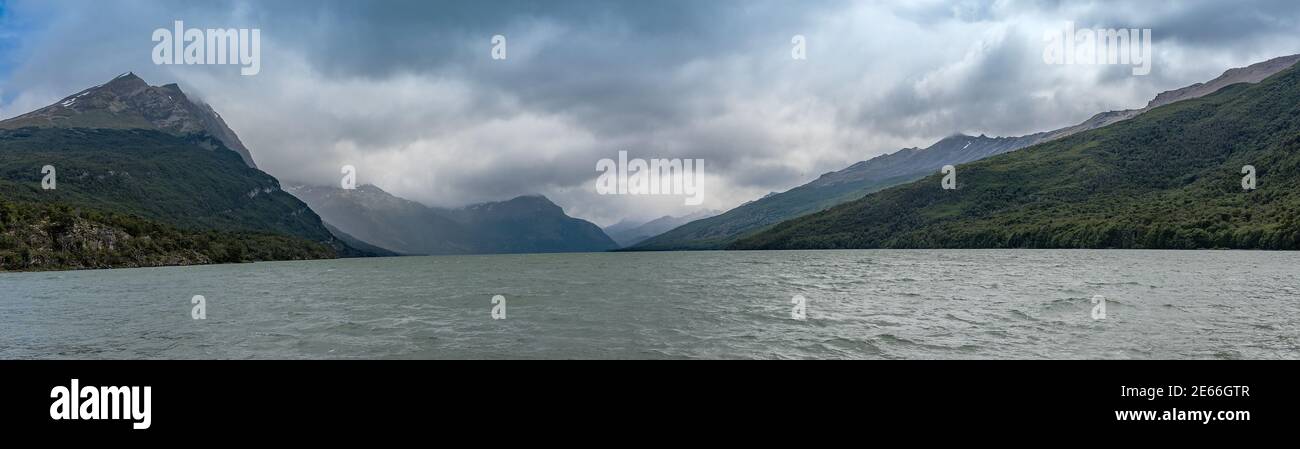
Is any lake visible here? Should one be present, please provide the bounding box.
[2,250,1297,359]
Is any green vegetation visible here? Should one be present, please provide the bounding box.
[0,127,346,271]
[0,127,333,241]
[0,198,333,271]
[629,173,917,250]
[734,66,1300,250]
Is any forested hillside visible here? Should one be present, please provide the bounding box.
[734,66,1300,250]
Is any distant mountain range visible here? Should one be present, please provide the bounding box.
[735,60,1300,250]
[603,209,719,247]
[631,55,1300,250]
[287,184,618,255]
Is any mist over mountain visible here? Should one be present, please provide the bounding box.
[631,55,1300,251]
[735,61,1300,250]
[287,184,618,255]
[603,209,719,247]
[0,72,259,168]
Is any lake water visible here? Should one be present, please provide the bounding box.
[1,250,1297,359]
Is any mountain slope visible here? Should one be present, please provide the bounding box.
[632,55,1300,250]
[734,65,1300,250]
[631,134,1040,250]
[1038,54,1300,141]
[0,72,258,168]
[0,127,347,270]
[288,185,619,254]
[0,127,335,242]
[446,195,619,253]
[285,184,475,255]
[604,209,719,247]
[323,222,400,257]
[0,74,358,270]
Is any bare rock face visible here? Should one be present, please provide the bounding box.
[0,72,258,168]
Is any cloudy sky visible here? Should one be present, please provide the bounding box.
[2,0,1299,225]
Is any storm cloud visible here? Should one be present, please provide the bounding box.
[2,0,1298,224]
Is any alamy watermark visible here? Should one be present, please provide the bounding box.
[491,35,507,60]
[1043,22,1152,76]
[191,295,206,320]
[41,165,56,190]
[49,379,152,430]
[790,294,807,320]
[341,165,357,190]
[1091,295,1107,320]
[491,295,507,320]
[596,151,704,206]
[152,20,261,76]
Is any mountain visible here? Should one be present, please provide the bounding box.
[631,55,1300,250]
[284,184,473,255]
[734,63,1300,250]
[604,210,720,247]
[287,184,619,254]
[0,127,349,270]
[1037,54,1300,142]
[0,75,355,271]
[447,195,619,253]
[0,72,258,168]
[323,222,400,257]
[630,134,1041,250]
[601,219,644,242]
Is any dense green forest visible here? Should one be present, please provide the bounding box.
[0,127,347,271]
[0,127,334,241]
[0,198,333,271]
[734,65,1300,250]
